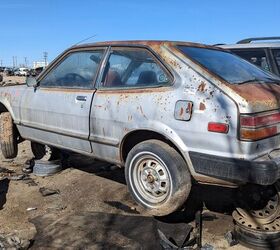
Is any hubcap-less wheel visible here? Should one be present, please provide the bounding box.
[130,152,172,206]
[236,182,280,225]
[125,140,191,216]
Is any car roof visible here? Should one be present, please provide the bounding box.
[220,42,280,49]
[71,40,224,51]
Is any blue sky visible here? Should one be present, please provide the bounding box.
[0,0,279,67]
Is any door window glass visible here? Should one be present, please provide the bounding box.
[40,50,104,88]
[101,48,171,88]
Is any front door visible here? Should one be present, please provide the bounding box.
[20,48,105,153]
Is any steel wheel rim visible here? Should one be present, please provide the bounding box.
[236,182,280,225]
[130,152,171,205]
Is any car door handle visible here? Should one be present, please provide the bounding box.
[76,96,87,102]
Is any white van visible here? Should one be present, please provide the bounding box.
[14,68,29,76]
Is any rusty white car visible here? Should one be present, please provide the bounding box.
[0,41,280,217]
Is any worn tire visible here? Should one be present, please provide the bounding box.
[0,112,18,159]
[125,139,191,216]
[31,142,60,161]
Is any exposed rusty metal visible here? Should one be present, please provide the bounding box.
[228,83,280,110]
[197,81,206,92]
[199,102,206,111]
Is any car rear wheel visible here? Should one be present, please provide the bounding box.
[125,139,191,216]
[0,112,18,159]
[31,142,60,161]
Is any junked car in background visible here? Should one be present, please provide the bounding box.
[219,36,280,76]
[14,67,29,76]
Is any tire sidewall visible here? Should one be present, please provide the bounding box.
[125,140,191,216]
[0,112,18,159]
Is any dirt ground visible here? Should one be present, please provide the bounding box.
[0,75,249,249]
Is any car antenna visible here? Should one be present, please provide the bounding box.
[72,34,98,47]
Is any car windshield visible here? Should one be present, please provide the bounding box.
[177,46,280,84]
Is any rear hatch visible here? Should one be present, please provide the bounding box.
[177,45,280,142]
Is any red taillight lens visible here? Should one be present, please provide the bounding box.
[208,122,229,134]
[240,111,280,141]
[241,113,280,127]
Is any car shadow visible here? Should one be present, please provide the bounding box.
[66,154,126,185]
[66,154,278,228]
[66,154,238,222]
[0,178,10,210]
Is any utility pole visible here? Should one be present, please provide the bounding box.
[24,57,28,67]
[43,52,48,67]
[15,56,17,68]
[12,56,15,68]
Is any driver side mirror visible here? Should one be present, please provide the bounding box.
[26,77,39,88]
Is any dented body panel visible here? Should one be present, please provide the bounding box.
[1,40,280,187]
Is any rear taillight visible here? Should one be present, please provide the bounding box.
[240,111,280,140]
[208,122,229,134]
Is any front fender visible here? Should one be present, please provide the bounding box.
[0,86,25,123]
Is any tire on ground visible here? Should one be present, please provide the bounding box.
[0,112,18,159]
[125,139,191,216]
[31,142,60,161]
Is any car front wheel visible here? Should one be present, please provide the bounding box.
[125,139,191,216]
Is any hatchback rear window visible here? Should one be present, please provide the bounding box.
[177,46,280,85]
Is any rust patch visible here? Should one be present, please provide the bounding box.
[139,106,148,120]
[97,86,171,94]
[124,127,129,132]
[199,102,206,111]
[179,107,184,117]
[40,87,93,93]
[229,83,280,110]
[94,105,103,108]
[197,81,206,92]
[169,59,182,69]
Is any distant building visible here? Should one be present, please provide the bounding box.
[33,61,48,69]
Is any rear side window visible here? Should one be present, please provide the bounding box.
[231,49,270,72]
[40,50,104,89]
[101,48,171,88]
[272,49,280,72]
[178,46,280,85]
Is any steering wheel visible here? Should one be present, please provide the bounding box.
[64,73,86,83]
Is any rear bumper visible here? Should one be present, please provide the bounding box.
[189,152,280,185]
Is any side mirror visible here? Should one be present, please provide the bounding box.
[26,77,38,88]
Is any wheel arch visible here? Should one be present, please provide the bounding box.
[120,128,193,173]
[0,102,21,139]
[0,101,16,121]
[0,102,9,113]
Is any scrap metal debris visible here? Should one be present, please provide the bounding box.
[224,231,238,247]
[22,158,35,174]
[26,207,37,211]
[158,211,213,250]
[0,167,14,174]
[9,174,29,181]
[0,234,30,250]
[39,187,60,197]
